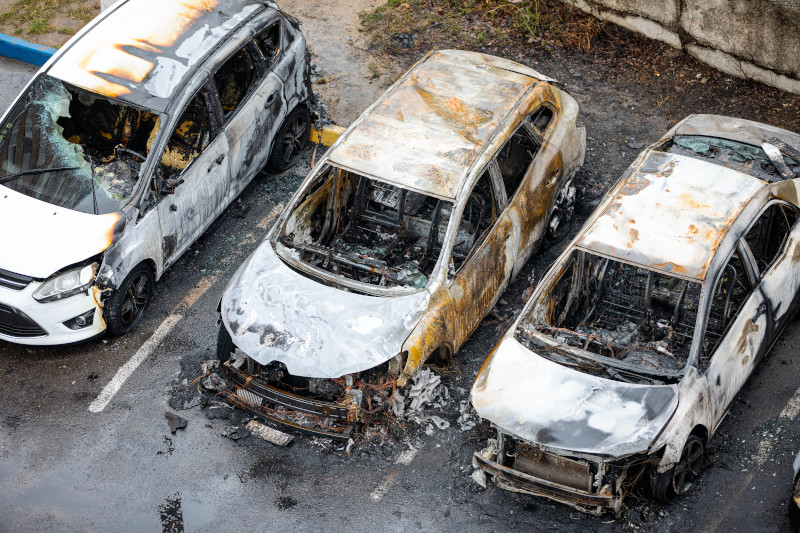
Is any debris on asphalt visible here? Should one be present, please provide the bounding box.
[222,425,248,440]
[165,412,187,435]
[245,420,293,446]
[87,372,99,381]
[457,400,478,432]
[200,360,219,374]
[471,468,487,489]
[204,401,233,420]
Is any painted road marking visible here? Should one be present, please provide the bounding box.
[370,445,421,501]
[89,206,284,413]
[708,383,800,532]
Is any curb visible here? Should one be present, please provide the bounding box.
[0,33,56,66]
[310,125,345,147]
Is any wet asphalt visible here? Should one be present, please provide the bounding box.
[2,54,800,532]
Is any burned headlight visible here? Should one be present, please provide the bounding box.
[33,263,97,302]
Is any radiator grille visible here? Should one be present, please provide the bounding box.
[513,443,593,492]
[0,303,47,337]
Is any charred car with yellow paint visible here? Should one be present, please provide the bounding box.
[216,49,586,438]
[0,0,311,345]
[471,114,800,515]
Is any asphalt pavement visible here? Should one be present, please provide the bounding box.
[2,53,800,533]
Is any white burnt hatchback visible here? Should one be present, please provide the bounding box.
[472,115,800,514]
[0,0,311,344]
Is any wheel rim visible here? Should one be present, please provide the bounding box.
[120,272,150,326]
[672,438,703,495]
[281,114,309,163]
[548,181,576,238]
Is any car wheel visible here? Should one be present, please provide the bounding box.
[105,264,154,336]
[547,179,576,240]
[790,471,800,528]
[653,434,704,502]
[268,106,310,172]
[217,322,236,364]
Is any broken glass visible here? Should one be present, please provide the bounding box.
[0,75,161,214]
[666,135,799,182]
[519,250,702,382]
[279,165,453,288]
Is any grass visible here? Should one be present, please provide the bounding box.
[361,0,606,53]
[0,0,95,38]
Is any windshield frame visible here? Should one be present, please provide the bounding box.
[0,73,166,216]
[271,162,463,296]
[521,246,712,382]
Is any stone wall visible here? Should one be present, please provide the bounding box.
[564,0,800,94]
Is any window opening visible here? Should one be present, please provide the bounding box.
[518,250,702,381]
[701,250,752,367]
[280,166,451,288]
[159,90,215,179]
[496,126,538,199]
[452,170,497,271]
[214,47,258,120]
[530,107,553,134]
[744,203,797,276]
[0,75,160,214]
[255,23,281,68]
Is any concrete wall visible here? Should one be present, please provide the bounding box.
[564,0,800,94]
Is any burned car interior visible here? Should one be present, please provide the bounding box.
[521,250,703,379]
[280,165,455,288]
[0,75,160,214]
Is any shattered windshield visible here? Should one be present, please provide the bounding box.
[279,165,453,289]
[663,135,800,182]
[0,75,160,214]
[518,249,702,382]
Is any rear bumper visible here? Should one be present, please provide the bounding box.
[222,361,357,440]
[473,452,623,515]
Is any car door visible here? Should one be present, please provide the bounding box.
[221,21,287,199]
[742,201,800,345]
[494,105,562,275]
[444,168,510,349]
[156,83,230,266]
[699,243,769,427]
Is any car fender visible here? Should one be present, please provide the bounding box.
[97,206,164,290]
[399,290,455,387]
[649,366,713,472]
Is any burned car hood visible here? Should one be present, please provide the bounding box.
[0,187,121,278]
[220,242,430,378]
[471,338,679,458]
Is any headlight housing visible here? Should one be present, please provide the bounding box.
[33,263,98,302]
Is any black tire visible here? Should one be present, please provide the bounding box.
[653,434,704,503]
[217,322,236,364]
[790,472,800,528]
[268,106,310,172]
[105,263,154,336]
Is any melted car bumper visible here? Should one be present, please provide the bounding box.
[222,361,358,440]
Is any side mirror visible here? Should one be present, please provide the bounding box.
[160,175,184,195]
[447,258,456,281]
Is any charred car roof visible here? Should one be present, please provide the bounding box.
[47,0,276,112]
[326,49,554,200]
[576,151,764,281]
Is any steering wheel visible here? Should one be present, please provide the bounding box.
[114,146,147,173]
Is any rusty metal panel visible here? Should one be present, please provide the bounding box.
[576,151,763,281]
[327,50,539,200]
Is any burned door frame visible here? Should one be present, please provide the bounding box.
[218,14,288,200]
[155,81,231,267]
[696,239,769,428]
[443,165,509,349]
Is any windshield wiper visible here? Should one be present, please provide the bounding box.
[0,166,80,185]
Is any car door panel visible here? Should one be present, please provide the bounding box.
[226,71,285,199]
[756,221,800,339]
[157,133,231,266]
[706,285,769,428]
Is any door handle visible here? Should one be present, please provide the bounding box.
[265,92,278,107]
[752,302,768,323]
[546,171,560,188]
[208,153,225,172]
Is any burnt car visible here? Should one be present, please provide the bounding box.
[0,0,311,345]
[216,49,586,438]
[471,114,800,515]
[792,449,800,527]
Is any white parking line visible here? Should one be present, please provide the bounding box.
[708,383,800,532]
[89,206,284,413]
[370,445,421,501]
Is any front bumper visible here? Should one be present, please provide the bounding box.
[0,280,105,346]
[222,361,358,440]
